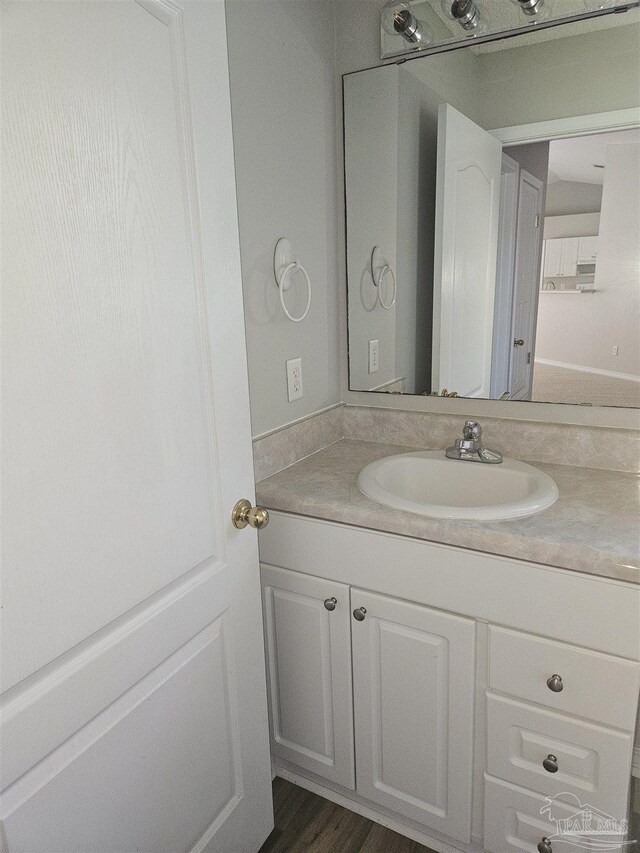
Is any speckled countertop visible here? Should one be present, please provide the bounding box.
[256,438,640,584]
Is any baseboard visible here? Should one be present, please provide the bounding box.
[535,358,640,384]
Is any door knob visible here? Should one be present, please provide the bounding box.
[353,607,367,621]
[543,754,559,773]
[538,839,553,853]
[514,338,525,347]
[231,498,270,530]
[324,597,337,611]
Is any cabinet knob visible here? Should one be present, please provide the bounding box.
[324,597,337,611]
[353,607,367,622]
[546,674,563,693]
[543,754,559,773]
[537,839,553,853]
[514,338,525,347]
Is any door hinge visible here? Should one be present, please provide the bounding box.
[527,352,531,364]
[535,214,541,228]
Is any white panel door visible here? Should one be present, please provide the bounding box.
[261,565,355,789]
[1,2,272,851]
[509,170,544,401]
[351,589,475,844]
[432,103,502,398]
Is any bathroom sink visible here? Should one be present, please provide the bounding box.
[357,451,558,521]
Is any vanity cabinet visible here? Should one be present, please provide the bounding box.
[258,512,640,853]
[261,567,476,843]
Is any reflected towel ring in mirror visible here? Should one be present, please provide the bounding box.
[371,246,397,310]
[273,237,312,323]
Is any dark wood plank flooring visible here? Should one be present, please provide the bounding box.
[259,778,438,853]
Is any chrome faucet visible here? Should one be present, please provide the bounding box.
[445,421,503,464]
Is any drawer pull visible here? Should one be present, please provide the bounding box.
[538,839,553,853]
[542,754,559,773]
[546,674,563,692]
[324,597,337,611]
[353,607,367,622]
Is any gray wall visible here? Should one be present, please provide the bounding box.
[226,0,341,437]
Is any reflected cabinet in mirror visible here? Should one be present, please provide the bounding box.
[344,9,640,408]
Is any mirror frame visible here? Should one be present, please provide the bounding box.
[340,6,640,430]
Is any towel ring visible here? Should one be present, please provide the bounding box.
[278,261,312,323]
[274,238,312,323]
[371,246,397,310]
[375,264,397,309]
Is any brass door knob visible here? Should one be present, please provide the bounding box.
[231,499,270,530]
[514,338,525,347]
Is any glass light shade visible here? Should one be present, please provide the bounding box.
[381,1,432,46]
[440,0,484,33]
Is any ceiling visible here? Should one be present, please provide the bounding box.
[547,128,640,185]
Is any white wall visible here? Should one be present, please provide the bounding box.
[477,25,640,130]
[225,0,341,437]
[545,181,603,217]
[535,142,640,379]
[544,213,600,239]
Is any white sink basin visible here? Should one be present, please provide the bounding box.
[357,451,558,521]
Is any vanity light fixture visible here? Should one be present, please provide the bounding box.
[381,1,432,47]
[441,0,482,32]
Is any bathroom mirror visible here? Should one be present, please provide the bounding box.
[344,8,640,408]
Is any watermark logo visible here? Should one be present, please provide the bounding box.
[540,793,635,850]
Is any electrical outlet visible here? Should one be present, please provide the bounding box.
[286,357,303,402]
[612,346,619,356]
[368,339,379,374]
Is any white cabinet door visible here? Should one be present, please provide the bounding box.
[543,238,562,277]
[1,1,273,850]
[578,235,598,260]
[261,565,355,789]
[560,237,580,276]
[351,589,475,843]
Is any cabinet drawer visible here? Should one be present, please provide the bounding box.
[487,693,633,819]
[488,626,640,730]
[484,775,630,853]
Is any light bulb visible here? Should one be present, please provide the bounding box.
[381,1,432,46]
[510,0,552,22]
[441,0,483,33]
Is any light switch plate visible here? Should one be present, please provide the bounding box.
[286,357,303,401]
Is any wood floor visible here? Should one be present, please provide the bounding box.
[259,777,437,853]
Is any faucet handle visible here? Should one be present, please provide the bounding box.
[463,420,482,441]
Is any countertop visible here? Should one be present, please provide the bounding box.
[255,438,640,584]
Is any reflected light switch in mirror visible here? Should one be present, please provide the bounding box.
[369,340,379,374]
